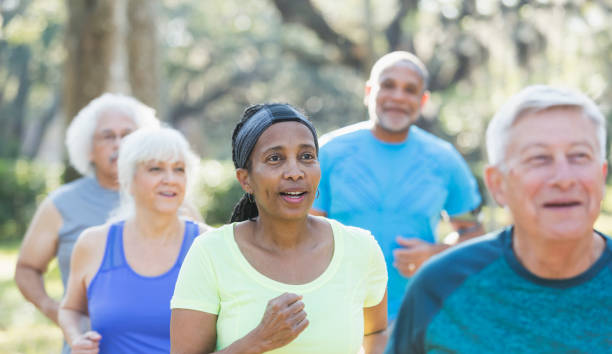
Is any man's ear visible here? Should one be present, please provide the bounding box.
[363,81,372,107]
[420,90,430,108]
[236,168,252,194]
[601,161,608,196]
[484,165,507,207]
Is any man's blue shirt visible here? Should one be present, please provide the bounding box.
[313,122,481,319]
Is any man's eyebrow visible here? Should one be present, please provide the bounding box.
[519,141,596,154]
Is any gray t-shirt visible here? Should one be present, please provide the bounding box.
[50,177,119,289]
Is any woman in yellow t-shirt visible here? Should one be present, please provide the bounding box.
[170,103,388,353]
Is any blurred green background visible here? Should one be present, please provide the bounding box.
[1,0,611,352]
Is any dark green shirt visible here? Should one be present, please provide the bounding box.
[386,227,612,353]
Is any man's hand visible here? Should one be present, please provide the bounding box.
[393,237,446,277]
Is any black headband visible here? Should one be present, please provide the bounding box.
[233,104,318,169]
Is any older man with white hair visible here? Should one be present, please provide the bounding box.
[312,51,483,321]
[386,85,612,353]
[14,93,161,353]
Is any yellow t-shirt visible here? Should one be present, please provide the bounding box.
[171,217,387,353]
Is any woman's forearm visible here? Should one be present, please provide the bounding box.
[172,331,263,354]
[58,307,89,347]
[363,330,388,354]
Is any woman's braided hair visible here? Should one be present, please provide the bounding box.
[229,104,264,222]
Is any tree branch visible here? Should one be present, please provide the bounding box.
[168,63,270,125]
[270,0,366,71]
[385,0,418,51]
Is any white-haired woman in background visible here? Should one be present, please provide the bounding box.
[58,127,210,354]
[15,93,160,342]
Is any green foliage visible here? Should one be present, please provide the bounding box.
[1,0,612,229]
[191,159,243,226]
[0,159,62,241]
[0,157,241,240]
[161,0,367,159]
[201,180,245,226]
[0,0,65,159]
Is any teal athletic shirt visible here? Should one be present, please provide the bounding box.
[313,122,481,319]
[386,227,612,353]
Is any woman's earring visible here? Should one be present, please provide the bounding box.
[247,193,254,203]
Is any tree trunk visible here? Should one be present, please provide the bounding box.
[63,0,159,122]
[63,0,159,179]
[63,0,117,123]
[127,0,159,108]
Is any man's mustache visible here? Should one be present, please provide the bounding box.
[109,151,119,163]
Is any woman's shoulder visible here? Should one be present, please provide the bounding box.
[191,223,234,250]
[71,223,113,280]
[192,220,214,235]
[326,217,373,239]
[76,223,112,252]
[321,217,385,277]
[317,216,378,250]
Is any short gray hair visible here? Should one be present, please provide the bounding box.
[368,51,429,91]
[486,85,606,166]
[111,127,200,221]
[65,93,160,176]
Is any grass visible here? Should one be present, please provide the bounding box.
[0,241,63,354]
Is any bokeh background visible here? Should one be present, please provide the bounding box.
[1,0,611,352]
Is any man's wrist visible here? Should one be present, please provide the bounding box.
[457,223,483,236]
[431,243,450,255]
[40,297,59,323]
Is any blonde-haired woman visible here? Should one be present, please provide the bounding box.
[59,127,209,354]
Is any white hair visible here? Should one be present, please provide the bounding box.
[109,127,200,222]
[65,93,161,176]
[368,51,429,91]
[486,85,606,167]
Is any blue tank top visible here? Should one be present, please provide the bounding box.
[87,220,200,353]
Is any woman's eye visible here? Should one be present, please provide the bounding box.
[148,167,161,172]
[174,167,185,173]
[267,155,281,162]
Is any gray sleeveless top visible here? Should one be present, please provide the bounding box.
[50,177,119,289]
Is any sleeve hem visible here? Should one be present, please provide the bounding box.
[170,298,219,315]
[364,284,387,308]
